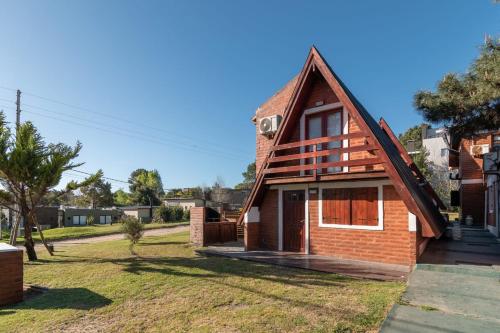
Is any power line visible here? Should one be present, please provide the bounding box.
[1,102,249,163]
[22,108,247,161]
[21,102,246,159]
[0,94,251,161]
[0,86,253,155]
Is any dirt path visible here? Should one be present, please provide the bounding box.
[34,225,189,250]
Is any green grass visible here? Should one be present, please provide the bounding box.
[1,221,189,243]
[0,231,404,333]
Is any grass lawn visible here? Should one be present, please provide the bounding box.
[0,221,189,243]
[0,231,404,333]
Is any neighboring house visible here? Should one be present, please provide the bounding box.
[210,188,250,210]
[163,198,205,211]
[449,131,500,233]
[61,207,121,226]
[421,125,450,171]
[121,206,157,223]
[404,125,450,171]
[239,47,446,268]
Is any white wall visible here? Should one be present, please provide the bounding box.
[422,136,448,170]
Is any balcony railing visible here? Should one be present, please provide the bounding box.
[262,132,382,179]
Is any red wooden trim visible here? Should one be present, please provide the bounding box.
[379,118,447,210]
[263,171,388,184]
[271,132,366,151]
[268,145,376,163]
[264,157,382,174]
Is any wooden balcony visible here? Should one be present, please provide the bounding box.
[261,133,387,184]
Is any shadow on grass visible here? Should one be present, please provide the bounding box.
[0,288,112,315]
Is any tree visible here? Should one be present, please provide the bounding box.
[235,162,256,190]
[0,113,99,261]
[414,39,500,143]
[113,189,132,206]
[398,125,433,179]
[78,174,113,208]
[128,169,164,206]
[212,176,225,189]
[120,216,144,254]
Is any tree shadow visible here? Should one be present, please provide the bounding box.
[0,288,111,315]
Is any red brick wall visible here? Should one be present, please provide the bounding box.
[190,207,205,246]
[259,189,279,250]
[461,183,485,226]
[244,222,260,251]
[0,250,23,306]
[302,77,340,109]
[459,135,491,180]
[255,77,298,173]
[309,185,416,266]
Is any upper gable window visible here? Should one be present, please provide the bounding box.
[306,109,342,174]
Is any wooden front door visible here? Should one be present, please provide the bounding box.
[283,190,306,252]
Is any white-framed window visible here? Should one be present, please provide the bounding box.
[72,215,87,225]
[99,215,112,224]
[318,181,386,230]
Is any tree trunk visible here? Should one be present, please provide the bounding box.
[32,214,53,256]
[23,212,37,261]
[9,212,20,246]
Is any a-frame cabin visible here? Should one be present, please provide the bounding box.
[240,47,446,267]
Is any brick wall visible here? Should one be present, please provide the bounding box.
[309,185,416,266]
[461,183,485,225]
[259,190,279,250]
[459,135,491,180]
[0,249,23,306]
[189,207,205,246]
[244,222,260,251]
[255,77,298,173]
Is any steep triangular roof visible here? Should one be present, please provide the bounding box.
[241,47,445,238]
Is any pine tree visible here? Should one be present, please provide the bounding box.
[0,113,100,261]
[414,38,500,142]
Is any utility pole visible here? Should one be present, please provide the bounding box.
[15,89,21,131]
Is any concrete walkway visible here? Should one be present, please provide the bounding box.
[34,225,189,250]
[381,228,500,333]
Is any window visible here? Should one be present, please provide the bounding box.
[72,215,87,225]
[493,135,500,147]
[306,109,342,174]
[319,185,383,230]
[440,148,447,157]
[99,215,112,224]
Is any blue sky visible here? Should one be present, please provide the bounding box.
[0,1,497,191]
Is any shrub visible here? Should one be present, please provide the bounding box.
[86,214,95,226]
[172,206,184,221]
[152,207,165,223]
[120,216,144,254]
[183,209,190,221]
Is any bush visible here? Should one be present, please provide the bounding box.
[153,205,187,223]
[183,209,190,221]
[152,207,165,223]
[120,216,144,254]
[172,206,184,221]
[86,214,95,226]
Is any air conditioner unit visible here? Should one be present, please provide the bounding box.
[470,144,489,157]
[259,115,282,136]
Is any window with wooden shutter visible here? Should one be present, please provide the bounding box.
[320,186,381,229]
[351,187,378,226]
[322,188,350,224]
